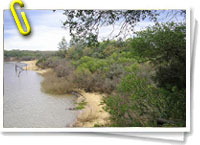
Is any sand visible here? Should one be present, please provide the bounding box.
[22,60,51,75]
[72,90,110,127]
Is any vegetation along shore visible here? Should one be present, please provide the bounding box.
[4,22,186,127]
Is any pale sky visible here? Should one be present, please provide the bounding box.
[4,10,185,51]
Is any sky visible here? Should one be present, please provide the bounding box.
[4,10,185,51]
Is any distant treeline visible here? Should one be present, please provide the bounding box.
[4,50,56,61]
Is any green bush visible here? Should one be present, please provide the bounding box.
[131,22,186,90]
[37,22,186,127]
[104,71,186,127]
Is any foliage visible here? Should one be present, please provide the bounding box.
[75,101,87,110]
[36,56,61,69]
[62,10,185,46]
[57,37,68,58]
[103,22,186,127]
[20,22,186,127]
[41,71,76,95]
[4,50,55,61]
[62,10,159,46]
[131,22,186,90]
[104,72,185,127]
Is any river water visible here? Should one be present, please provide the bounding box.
[4,62,77,128]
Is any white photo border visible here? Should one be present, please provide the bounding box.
[0,5,190,132]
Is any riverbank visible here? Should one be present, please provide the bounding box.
[72,90,110,127]
[22,60,110,127]
[22,60,51,75]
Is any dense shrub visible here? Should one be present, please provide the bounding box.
[103,23,186,127]
[41,71,76,95]
[131,22,186,90]
[36,56,61,69]
[54,59,74,77]
[35,22,186,127]
[74,67,94,92]
[104,71,186,127]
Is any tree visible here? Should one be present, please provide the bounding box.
[62,10,185,46]
[131,22,186,90]
[104,23,186,127]
[57,37,68,58]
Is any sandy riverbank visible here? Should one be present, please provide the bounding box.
[72,90,110,127]
[22,60,110,127]
[22,60,51,75]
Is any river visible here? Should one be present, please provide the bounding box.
[3,62,78,128]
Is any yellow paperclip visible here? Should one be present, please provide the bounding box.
[10,0,31,36]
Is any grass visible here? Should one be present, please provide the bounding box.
[75,101,87,110]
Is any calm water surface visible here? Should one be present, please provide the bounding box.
[4,62,77,128]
